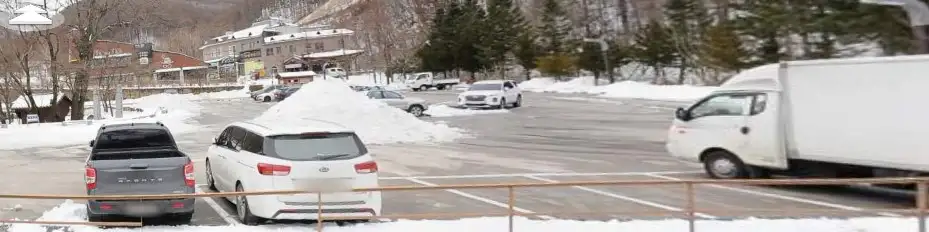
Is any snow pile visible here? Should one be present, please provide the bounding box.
[252,79,465,144]
[346,72,409,91]
[0,93,204,150]
[520,77,716,101]
[6,200,926,232]
[425,105,509,117]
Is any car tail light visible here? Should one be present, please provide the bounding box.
[354,161,378,174]
[257,163,291,176]
[85,166,97,190]
[184,161,195,187]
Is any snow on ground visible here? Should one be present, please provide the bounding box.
[425,104,509,118]
[520,77,717,102]
[252,79,465,144]
[346,72,408,91]
[6,200,925,232]
[0,90,229,150]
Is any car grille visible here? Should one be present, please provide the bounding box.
[466,95,486,101]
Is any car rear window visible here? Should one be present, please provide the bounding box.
[94,129,175,150]
[267,133,368,161]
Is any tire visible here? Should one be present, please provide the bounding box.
[171,212,194,225]
[408,105,425,117]
[86,208,105,223]
[703,150,749,179]
[420,85,428,91]
[263,96,271,102]
[498,98,506,109]
[235,184,261,225]
[436,84,446,90]
[513,95,522,108]
[205,160,217,191]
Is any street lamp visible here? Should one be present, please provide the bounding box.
[582,37,611,84]
[860,0,929,54]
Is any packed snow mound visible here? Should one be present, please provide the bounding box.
[425,105,509,117]
[253,79,465,144]
[520,77,716,101]
[6,200,925,232]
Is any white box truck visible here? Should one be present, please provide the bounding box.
[404,72,460,91]
[666,55,929,188]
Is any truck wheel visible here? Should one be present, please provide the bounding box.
[437,84,446,90]
[703,151,749,179]
[235,184,261,225]
[513,95,522,108]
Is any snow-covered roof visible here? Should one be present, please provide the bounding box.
[11,93,67,109]
[278,71,317,78]
[263,28,354,44]
[9,12,51,25]
[212,24,269,42]
[93,53,132,59]
[302,49,363,59]
[153,66,209,73]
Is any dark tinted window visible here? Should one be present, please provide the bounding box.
[382,91,403,99]
[751,94,768,115]
[228,127,246,150]
[241,132,265,154]
[94,129,174,150]
[469,83,501,91]
[267,133,367,161]
[216,127,232,147]
[503,82,514,88]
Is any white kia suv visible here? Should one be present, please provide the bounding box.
[204,120,381,225]
[457,80,522,109]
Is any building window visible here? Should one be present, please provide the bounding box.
[314,42,324,51]
[288,45,295,54]
[275,47,281,54]
[339,38,345,47]
[266,48,273,56]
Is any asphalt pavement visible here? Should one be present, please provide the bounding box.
[0,88,916,227]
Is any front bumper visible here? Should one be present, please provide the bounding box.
[87,199,195,217]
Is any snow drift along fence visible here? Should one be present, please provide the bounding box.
[0,177,928,232]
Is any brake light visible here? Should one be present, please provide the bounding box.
[184,161,195,187]
[85,166,97,190]
[257,163,291,176]
[354,161,378,174]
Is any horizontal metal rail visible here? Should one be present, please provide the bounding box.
[0,177,924,232]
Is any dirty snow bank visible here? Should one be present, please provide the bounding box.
[253,79,464,144]
[6,200,924,232]
[520,77,716,101]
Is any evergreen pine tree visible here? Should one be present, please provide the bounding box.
[417,6,450,72]
[455,0,489,74]
[633,20,676,84]
[482,0,529,77]
[513,28,540,80]
[538,0,572,54]
[733,1,790,64]
[698,22,750,82]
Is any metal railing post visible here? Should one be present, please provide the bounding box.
[686,182,696,232]
[508,186,515,232]
[918,181,927,232]
[317,192,324,232]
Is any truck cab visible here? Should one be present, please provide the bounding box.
[405,72,459,91]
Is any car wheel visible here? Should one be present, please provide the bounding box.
[263,96,271,102]
[436,84,446,90]
[86,207,105,223]
[408,105,425,117]
[513,95,522,108]
[205,160,217,191]
[420,85,428,91]
[236,184,261,225]
[498,98,506,109]
[703,150,749,179]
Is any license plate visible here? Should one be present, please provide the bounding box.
[124,204,158,215]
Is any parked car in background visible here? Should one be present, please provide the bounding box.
[350,85,386,92]
[457,80,522,109]
[205,121,381,225]
[404,72,459,91]
[274,86,301,101]
[365,90,428,117]
[251,85,285,102]
[326,67,347,78]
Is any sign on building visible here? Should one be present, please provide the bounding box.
[25,114,39,124]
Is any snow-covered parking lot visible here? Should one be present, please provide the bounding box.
[0,80,921,232]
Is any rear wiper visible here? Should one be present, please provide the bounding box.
[316,153,352,160]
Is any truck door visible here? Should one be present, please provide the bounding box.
[741,92,788,169]
[669,93,753,162]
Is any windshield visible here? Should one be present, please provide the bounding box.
[468,83,501,91]
[267,133,368,161]
[94,129,174,150]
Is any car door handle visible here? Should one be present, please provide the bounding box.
[740,126,750,134]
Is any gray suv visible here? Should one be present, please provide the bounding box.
[85,122,195,224]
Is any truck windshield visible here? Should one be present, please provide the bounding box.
[469,84,501,91]
[94,129,175,150]
[267,133,368,161]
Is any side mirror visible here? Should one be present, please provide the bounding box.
[213,137,221,145]
[675,107,691,121]
[88,140,95,148]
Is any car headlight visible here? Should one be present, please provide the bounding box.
[491,97,498,102]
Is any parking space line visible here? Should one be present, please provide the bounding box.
[522,175,717,219]
[379,171,702,180]
[197,187,241,225]
[644,173,901,217]
[402,177,556,220]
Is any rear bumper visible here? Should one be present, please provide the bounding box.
[247,192,382,221]
[87,199,195,217]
